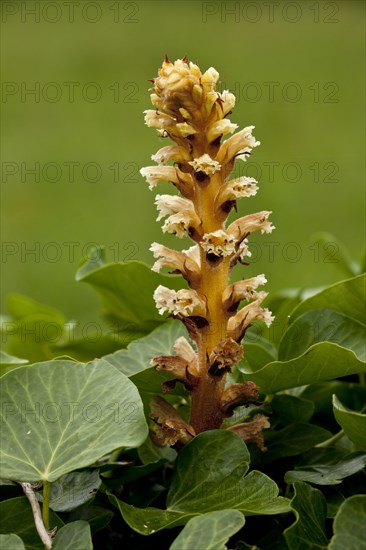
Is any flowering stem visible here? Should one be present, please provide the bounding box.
[142,57,274,447]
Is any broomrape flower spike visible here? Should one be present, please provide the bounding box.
[140,56,274,445]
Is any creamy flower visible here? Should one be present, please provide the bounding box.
[223,274,267,308]
[207,119,238,143]
[201,67,220,91]
[162,209,201,238]
[182,244,201,267]
[140,165,194,196]
[155,194,194,221]
[174,122,197,137]
[144,110,176,129]
[201,230,236,257]
[173,336,197,364]
[151,145,190,165]
[228,211,275,240]
[188,154,221,175]
[153,285,206,317]
[150,242,200,281]
[227,291,274,339]
[217,126,260,165]
[238,239,251,258]
[216,176,258,206]
[219,90,236,116]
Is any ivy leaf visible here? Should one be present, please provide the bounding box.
[166,431,250,512]
[52,521,92,550]
[239,342,277,373]
[109,431,290,535]
[284,482,328,550]
[289,274,365,325]
[269,395,314,424]
[37,470,101,511]
[0,534,25,550]
[169,509,245,550]
[279,308,366,361]
[2,294,67,364]
[285,449,366,485]
[0,497,64,549]
[258,423,331,464]
[0,359,148,482]
[0,351,28,377]
[103,320,186,376]
[332,395,366,450]
[75,246,183,342]
[66,505,114,534]
[328,495,366,549]
[241,343,366,394]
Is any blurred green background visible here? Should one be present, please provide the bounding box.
[1,0,365,324]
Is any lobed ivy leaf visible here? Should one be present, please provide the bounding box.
[109,431,290,535]
[328,495,366,549]
[0,359,148,482]
[284,482,328,550]
[75,246,183,343]
[332,395,366,450]
[0,497,64,549]
[169,509,245,550]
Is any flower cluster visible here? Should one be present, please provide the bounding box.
[140,56,274,445]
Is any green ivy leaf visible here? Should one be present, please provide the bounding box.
[109,431,290,535]
[75,246,183,343]
[241,343,366,394]
[0,359,148,482]
[239,342,277,373]
[270,395,314,424]
[103,320,186,376]
[166,431,250,512]
[0,351,28,377]
[0,534,25,550]
[289,274,365,325]
[169,509,245,550]
[37,470,101,511]
[52,521,92,550]
[66,505,114,534]
[285,449,366,485]
[2,295,67,364]
[0,497,64,549]
[258,423,331,464]
[328,495,366,549]
[332,395,366,450]
[279,308,366,361]
[284,482,328,549]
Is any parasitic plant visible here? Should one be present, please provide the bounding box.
[140,56,275,447]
